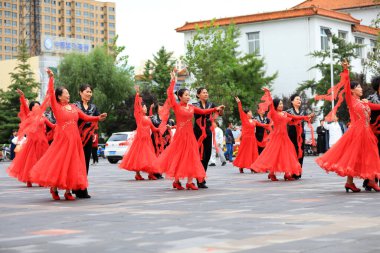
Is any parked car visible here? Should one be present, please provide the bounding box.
[104,131,135,164]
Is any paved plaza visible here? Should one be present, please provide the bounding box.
[1,157,380,253]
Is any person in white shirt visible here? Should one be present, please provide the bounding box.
[323,116,345,148]
[209,121,226,166]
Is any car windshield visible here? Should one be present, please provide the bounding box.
[108,134,128,142]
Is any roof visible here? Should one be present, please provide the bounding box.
[292,0,380,10]
[352,24,380,36]
[175,7,360,32]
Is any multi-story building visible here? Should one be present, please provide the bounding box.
[0,0,116,61]
[176,0,380,96]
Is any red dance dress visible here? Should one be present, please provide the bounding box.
[316,70,380,180]
[233,101,268,169]
[7,95,55,183]
[155,80,218,180]
[119,93,159,173]
[251,90,309,175]
[30,76,101,190]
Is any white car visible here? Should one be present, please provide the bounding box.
[105,131,135,164]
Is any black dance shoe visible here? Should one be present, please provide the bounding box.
[197,182,208,189]
[209,163,216,167]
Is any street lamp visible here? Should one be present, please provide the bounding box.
[324,28,334,108]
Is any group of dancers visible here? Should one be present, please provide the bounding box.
[6,60,380,200]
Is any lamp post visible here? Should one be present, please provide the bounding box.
[324,28,334,108]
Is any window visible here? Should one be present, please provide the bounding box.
[5,28,11,34]
[76,35,81,39]
[51,25,56,30]
[90,13,94,18]
[12,38,17,44]
[75,10,81,16]
[76,2,81,7]
[66,2,71,6]
[66,18,71,23]
[45,16,51,22]
[320,27,330,50]
[44,7,50,13]
[90,21,94,26]
[5,37,12,43]
[12,4,17,10]
[12,12,17,18]
[109,23,115,29]
[84,27,89,33]
[12,21,17,26]
[52,9,56,14]
[76,19,81,24]
[84,19,89,25]
[12,30,16,35]
[109,15,115,20]
[108,7,114,12]
[84,3,89,8]
[66,10,71,15]
[45,24,50,29]
[90,28,94,33]
[338,30,347,40]
[51,17,56,22]
[5,11,11,17]
[354,37,364,58]
[76,27,81,32]
[84,11,89,17]
[4,3,11,8]
[370,39,377,53]
[5,46,12,52]
[4,19,11,26]
[90,5,94,10]
[247,32,260,55]
[6,55,12,60]
[67,26,72,32]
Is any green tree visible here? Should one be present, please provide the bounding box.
[56,46,135,136]
[296,35,361,122]
[185,20,276,123]
[0,40,40,143]
[149,47,176,101]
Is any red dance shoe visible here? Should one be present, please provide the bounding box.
[345,183,361,193]
[186,183,198,190]
[50,188,60,200]
[367,182,380,192]
[268,174,278,181]
[148,174,158,180]
[284,174,295,181]
[135,174,145,181]
[27,182,32,187]
[64,192,75,201]
[172,181,184,190]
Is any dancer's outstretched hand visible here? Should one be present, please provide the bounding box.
[234,97,240,103]
[16,89,24,96]
[134,85,140,93]
[46,68,54,77]
[99,113,108,121]
[216,105,225,112]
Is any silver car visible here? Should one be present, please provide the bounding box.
[105,131,135,164]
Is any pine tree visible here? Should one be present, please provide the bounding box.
[0,39,39,143]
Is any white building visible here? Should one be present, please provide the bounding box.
[176,0,379,96]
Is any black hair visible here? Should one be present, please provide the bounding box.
[176,88,189,98]
[371,76,380,92]
[196,87,207,98]
[215,121,220,127]
[350,81,360,89]
[79,84,92,92]
[55,86,68,102]
[273,98,282,110]
[29,101,40,111]
[243,108,252,114]
[320,119,324,123]
[290,93,300,102]
[153,102,164,115]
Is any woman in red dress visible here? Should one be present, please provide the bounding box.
[155,72,224,190]
[119,86,160,180]
[233,97,270,173]
[30,69,107,200]
[316,61,380,192]
[251,88,313,181]
[7,89,55,187]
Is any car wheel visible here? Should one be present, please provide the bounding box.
[108,158,119,164]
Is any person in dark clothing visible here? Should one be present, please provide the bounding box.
[91,132,99,165]
[224,122,235,162]
[286,94,310,180]
[363,75,380,190]
[316,120,327,154]
[73,84,100,199]
[193,87,222,189]
[254,108,270,154]
[150,102,175,179]
[9,130,18,160]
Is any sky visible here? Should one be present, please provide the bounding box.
[100,0,303,70]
